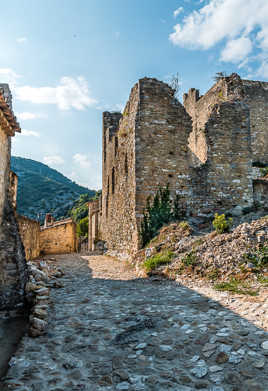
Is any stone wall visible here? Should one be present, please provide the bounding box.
[242,79,268,165]
[101,78,193,255]
[101,90,138,255]
[40,218,77,255]
[98,74,268,256]
[184,74,268,167]
[190,101,253,218]
[17,215,40,260]
[253,178,268,207]
[0,86,28,310]
[9,171,18,210]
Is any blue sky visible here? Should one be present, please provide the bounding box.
[2,0,267,190]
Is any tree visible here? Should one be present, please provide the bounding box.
[76,216,89,237]
[167,72,181,99]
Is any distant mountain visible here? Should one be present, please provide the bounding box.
[11,156,96,222]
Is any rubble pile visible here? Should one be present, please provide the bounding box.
[25,258,64,337]
[132,217,268,285]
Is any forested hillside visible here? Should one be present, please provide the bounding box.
[11,156,96,222]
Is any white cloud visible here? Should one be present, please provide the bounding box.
[15,76,98,110]
[71,153,101,189]
[0,68,21,88]
[220,36,252,63]
[169,0,268,75]
[16,37,27,44]
[43,155,64,166]
[97,102,125,112]
[17,112,47,120]
[20,129,40,137]
[173,7,184,18]
[73,153,91,169]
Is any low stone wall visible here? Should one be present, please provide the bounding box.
[40,219,77,255]
[17,215,40,260]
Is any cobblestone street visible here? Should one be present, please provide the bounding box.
[1,254,268,391]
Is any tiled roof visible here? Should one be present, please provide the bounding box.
[0,93,21,136]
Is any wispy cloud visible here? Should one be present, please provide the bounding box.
[169,0,268,76]
[173,7,184,18]
[20,129,40,137]
[71,153,101,189]
[73,153,91,168]
[16,37,27,44]
[43,155,64,166]
[97,102,124,113]
[17,112,47,120]
[0,68,21,88]
[15,76,98,110]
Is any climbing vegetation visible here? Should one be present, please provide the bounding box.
[140,185,183,247]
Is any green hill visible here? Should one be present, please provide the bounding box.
[11,156,96,222]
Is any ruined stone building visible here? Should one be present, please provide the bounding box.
[0,85,28,310]
[89,73,268,256]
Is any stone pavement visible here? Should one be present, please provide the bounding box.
[1,254,268,391]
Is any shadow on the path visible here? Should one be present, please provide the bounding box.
[1,253,267,390]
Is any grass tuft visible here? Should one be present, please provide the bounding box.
[143,250,174,272]
[214,278,258,296]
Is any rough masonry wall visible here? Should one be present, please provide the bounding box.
[135,78,193,218]
[17,215,40,260]
[101,78,193,255]
[253,179,268,206]
[190,101,253,218]
[0,124,10,224]
[9,171,18,210]
[0,88,28,309]
[242,80,268,165]
[185,74,268,168]
[40,220,77,255]
[101,84,138,255]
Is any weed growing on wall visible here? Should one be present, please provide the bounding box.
[212,213,233,234]
[140,185,183,247]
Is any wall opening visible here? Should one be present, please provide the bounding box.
[125,154,128,177]
[114,136,118,157]
[112,168,115,194]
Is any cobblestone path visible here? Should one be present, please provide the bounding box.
[2,254,268,391]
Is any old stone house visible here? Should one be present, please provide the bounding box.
[89,73,268,256]
[0,85,28,310]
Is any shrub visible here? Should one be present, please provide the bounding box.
[260,167,268,177]
[76,216,88,238]
[140,185,184,247]
[212,213,233,234]
[143,250,174,272]
[181,251,198,267]
[243,245,268,268]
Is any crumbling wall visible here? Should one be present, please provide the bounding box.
[17,215,40,260]
[101,78,193,255]
[185,74,268,168]
[100,74,267,255]
[190,101,253,218]
[9,171,18,210]
[253,178,268,206]
[135,78,192,219]
[40,218,77,255]
[0,87,28,310]
[101,85,138,255]
[242,79,268,165]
